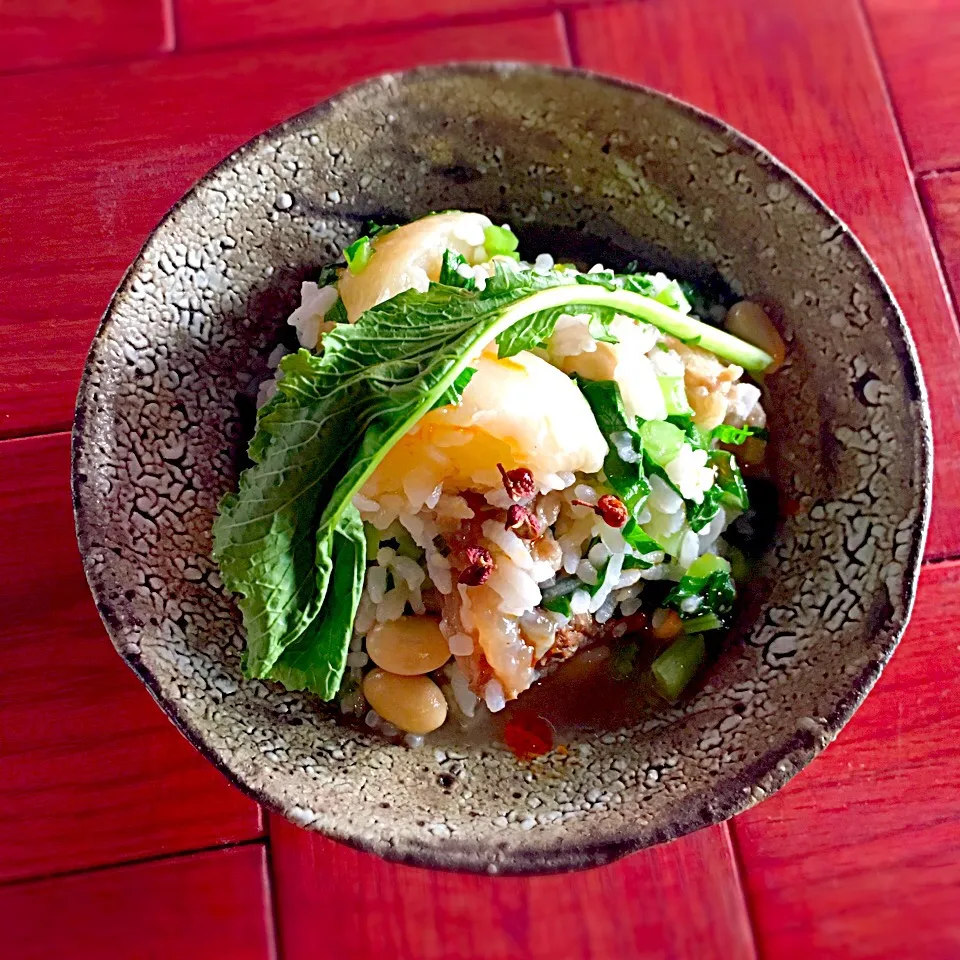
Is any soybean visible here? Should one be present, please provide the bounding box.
[366,615,451,676]
[363,668,448,734]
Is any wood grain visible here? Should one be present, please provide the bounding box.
[569,0,960,560]
[0,433,262,883]
[270,817,756,960]
[175,0,585,50]
[921,172,960,310]
[0,14,568,441]
[732,561,960,958]
[0,0,172,74]
[2,844,275,960]
[865,0,960,173]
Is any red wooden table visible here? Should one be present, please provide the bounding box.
[2,2,958,957]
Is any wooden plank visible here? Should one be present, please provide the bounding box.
[0,0,172,74]
[921,172,960,310]
[176,0,585,50]
[0,433,262,883]
[270,817,756,960]
[864,0,960,174]
[3,845,275,960]
[569,0,960,560]
[732,561,960,958]
[0,14,568,441]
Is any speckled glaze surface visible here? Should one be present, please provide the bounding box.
[73,65,931,875]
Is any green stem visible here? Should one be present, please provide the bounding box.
[652,632,707,700]
[498,285,774,371]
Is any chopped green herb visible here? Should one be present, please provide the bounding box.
[663,554,736,621]
[483,224,519,258]
[639,419,685,467]
[658,375,691,416]
[344,236,373,274]
[681,612,724,634]
[361,220,399,239]
[712,423,766,445]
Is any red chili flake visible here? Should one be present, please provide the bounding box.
[571,494,629,528]
[505,504,541,540]
[503,710,555,761]
[497,462,536,501]
[457,545,494,586]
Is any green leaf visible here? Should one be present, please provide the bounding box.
[431,365,476,410]
[621,519,663,563]
[317,262,342,287]
[663,554,736,621]
[577,379,650,515]
[586,309,621,344]
[666,413,710,451]
[712,423,768,445]
[711,450,749,511]
[686,483,724,533]
[267,505,366,699]
[438,249,476,290]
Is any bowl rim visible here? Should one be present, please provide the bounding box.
[72,61,933,875]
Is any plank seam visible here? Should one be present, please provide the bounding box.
[162,0,179,53]
[560,7,582,66]
[724,822,764,960]
[263,816,286,960]
[0,835,267,892]
[166,0,621,58]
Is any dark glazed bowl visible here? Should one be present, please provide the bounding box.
[73,64,931,875]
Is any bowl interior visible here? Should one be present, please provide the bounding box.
[73,65,930,874]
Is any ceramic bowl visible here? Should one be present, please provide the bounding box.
[73,64,931,875]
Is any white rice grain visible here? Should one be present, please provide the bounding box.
[678,529,700,569]
[366,565,388,604]
[573,484,598,505]
[665,446,716,504]
[649,474,684,514]
[426,550,453,594]
[589,551,623,614]
[376,585,408,623]
[619,596,642,616]
[447,663,479,718]
[391,555,426,590]
[615,568,643,589]
[569,589,591,615]
[680,596,701,614]
[611,431,641,464]
[576,559,599,586]
[484,679,506,713]
[448,633,474,656]
[588,541,611,568]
